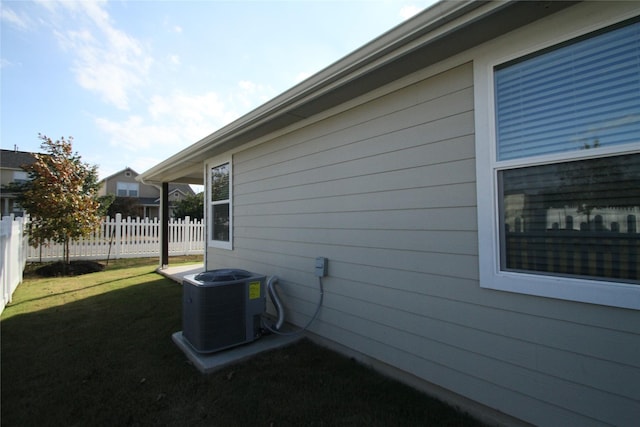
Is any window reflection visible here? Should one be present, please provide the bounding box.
[500,153,640,282]
[211,163,229,202]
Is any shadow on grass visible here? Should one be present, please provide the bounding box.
[5,271,157,309]
[2,277,484,426]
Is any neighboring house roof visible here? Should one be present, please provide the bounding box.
[153,187,194,204]
[169,184,194,196]
[100,167,194,204]
[138,0,573,185]
[99,167,139,184]
[103,167,194,196]
[0,149,39,170]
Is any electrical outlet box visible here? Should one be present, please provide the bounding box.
[315,257,328,277]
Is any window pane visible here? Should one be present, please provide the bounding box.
[500,153,640,282]
[13,171,28,182]
[495,20,640,160]
[212,203,230,242]
[211,163,229,202]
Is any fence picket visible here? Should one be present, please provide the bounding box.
[1,215,27,312]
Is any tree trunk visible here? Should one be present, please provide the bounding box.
[64,238,70,275]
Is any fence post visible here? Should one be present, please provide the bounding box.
[0,215,29,313]
[184,216,191,255]
[1,216,10,310]
[115,213,122,259]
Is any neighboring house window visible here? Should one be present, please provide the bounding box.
[13,171,29,183]
[475,16,639,309]
[117,182,139,197]
[208,159,232,250]
[12,200,23,213]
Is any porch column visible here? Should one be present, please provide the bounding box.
[161,182,169,268]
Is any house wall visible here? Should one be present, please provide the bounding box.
[205,4,639,426]
[1,168,26,216]
[0,168,16,186]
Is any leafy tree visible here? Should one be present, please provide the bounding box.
[172,192,204,219]
[106,196,143,219]
[97,193,116,217]
[19,134,105,267]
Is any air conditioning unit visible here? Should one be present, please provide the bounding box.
[182,269,266,353]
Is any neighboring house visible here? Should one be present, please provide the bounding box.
[139,2,640,426]
[98,167,194,218]
[0,148,38,217]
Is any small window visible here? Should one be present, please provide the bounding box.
[12,200,23,213]
[475,15,640,309]
[208,159,232,249]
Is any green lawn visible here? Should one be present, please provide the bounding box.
[2,257,484,426]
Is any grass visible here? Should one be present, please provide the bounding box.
[2,257,484,426]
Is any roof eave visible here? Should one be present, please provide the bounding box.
[139,0,577,185]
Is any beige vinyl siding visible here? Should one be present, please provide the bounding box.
[206,60,640,426]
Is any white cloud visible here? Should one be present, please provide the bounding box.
[95,115,172,151]
[96,80,276,157]
[130,156,165,176]
[148,91,235,132]
[168,54,181,65]
[294,71,313,84]
[233,80,275,110]
[399,5,423,20]
[238,80,257,91]
[0,6,32,30]
[97,90,232,154]
[48,1,152,110]
[0,58,19,69]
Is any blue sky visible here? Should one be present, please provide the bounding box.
[1,0,437,182]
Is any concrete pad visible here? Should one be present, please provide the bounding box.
[157,264,204,283]
[172,330,303,374]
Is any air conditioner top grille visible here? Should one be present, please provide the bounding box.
[195,269,251,282]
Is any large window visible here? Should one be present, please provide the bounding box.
[208,160,232,249]
[116,182,139,197]
[475,14,640,309]
[13,171,29,183]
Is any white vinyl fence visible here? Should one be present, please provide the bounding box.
[27,213,205,262]
[1,215,29,312]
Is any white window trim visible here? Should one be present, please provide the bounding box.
[474,6,640,310]
[206,155,233,250]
